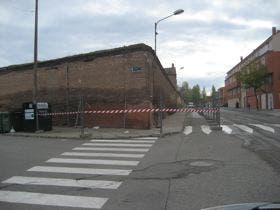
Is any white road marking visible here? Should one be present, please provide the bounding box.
[28,166,131,176]
[90,139,156,143]
[191,112,203,118]
[3,176,122,189]
[73,147,149,152]
[221,125,232,134]
[47,158,139,166]
[250,124,275,133]
[0,190,107,209]
[83,143,153,147]
[61,152,145,158]
[183,126,192,135]
[132,137,158,140]
[233,124,253,134]
[201,125,212,134]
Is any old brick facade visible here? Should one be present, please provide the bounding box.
[0,44,182,128]
[164,63,177,88]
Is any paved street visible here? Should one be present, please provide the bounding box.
[220,108,280,173]
[0,111,279,210]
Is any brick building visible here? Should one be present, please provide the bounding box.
[0,44,182,128]
[218,87,226,106]
[224,27,280,109]
[164,63,177,88]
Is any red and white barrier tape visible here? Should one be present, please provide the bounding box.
[39,108,219,116]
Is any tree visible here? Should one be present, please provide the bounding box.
[211,85,216,97]
[236,61,268,110]
[201,86,207,105]
[192,84,201,106]
[211,85,218,106]
[179,81,192,104]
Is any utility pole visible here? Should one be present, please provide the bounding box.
[80,95,85,138]
[154,22,157,54]
[159,93,163,137]
[33,0,39,131]
[66,65,70,126]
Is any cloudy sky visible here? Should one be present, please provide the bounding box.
[1,0,279,93]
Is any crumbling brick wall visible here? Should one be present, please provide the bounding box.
[0,44,181,128]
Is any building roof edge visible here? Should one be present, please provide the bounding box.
[0,43,153,72]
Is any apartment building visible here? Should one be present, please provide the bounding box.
[224,27,280,109]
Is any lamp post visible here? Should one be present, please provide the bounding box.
[33,0,39,131]
[154,9,184,54]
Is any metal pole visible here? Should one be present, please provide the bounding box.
[66,65,70,126]
[159,93,163,137]
[123,95,127,129]
[33,0,39,131]
[217,107,221,129]
[80,95,85,138]
[154,22,157,54]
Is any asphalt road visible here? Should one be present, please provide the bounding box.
[0,111,279,210]
[220,108,280,173]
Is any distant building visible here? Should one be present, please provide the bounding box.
[164,63,177,88]
[218,87,226,106]
[0,44,183,128]
[225,27,280,109]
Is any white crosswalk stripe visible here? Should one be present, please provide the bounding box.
[3,176,122,189]
[28,166,132,175]
[132,137,158,140]
[0,137,157,209]
[181,123,280,137]
[46,158,139,166]
[90,139,156,143]
[233,124,254,134]
[201,125,212,134]
[183,126,192,135]
[61,152,145,158]
[182,124,278,135]
[0,190,108,209]
[73,147,149,152]
[249,124,275,133]
[221,125,232,134]
[83,143,153,147]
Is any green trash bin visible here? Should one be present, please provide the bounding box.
[0,112,11,133]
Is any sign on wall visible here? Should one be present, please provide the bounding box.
[129,66,143,72]
[24,109,34,120]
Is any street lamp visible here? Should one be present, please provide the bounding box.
[33,0,39,131]
[154,9,184,54]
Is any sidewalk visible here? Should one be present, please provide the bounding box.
[223,107,280,117]
[4,112,187,140]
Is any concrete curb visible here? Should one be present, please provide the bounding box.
[2,113,187,140]
[2,132,162,140]
[2,130,187,140]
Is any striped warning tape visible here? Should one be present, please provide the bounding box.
[39,108,219,116]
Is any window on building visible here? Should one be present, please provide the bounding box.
[266,73,273,85]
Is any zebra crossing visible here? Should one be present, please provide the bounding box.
[0,137,157,209]
[183,123,280,135]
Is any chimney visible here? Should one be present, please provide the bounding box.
[240,56,243,61]
[172,63,174,68]
[272,27,277,35]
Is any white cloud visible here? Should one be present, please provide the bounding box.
[159,34,263,83]
[0,0,278,91]
[81,0,134,16]
[229,18,273,29]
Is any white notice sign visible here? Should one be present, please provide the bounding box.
[25,109,34,120]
